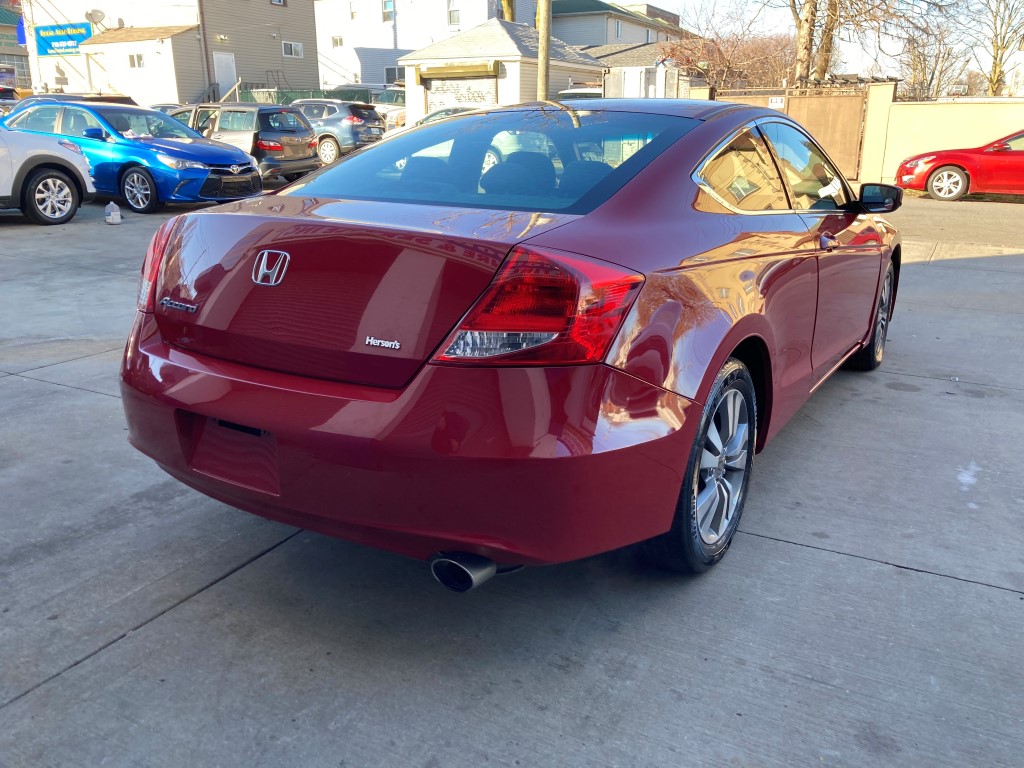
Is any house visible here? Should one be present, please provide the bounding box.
[399,18,603,123]
[0,7,29,90]
[579,41,706,98]
[551,0,682,46]
[313,0,538,87]
[21,0,319,104]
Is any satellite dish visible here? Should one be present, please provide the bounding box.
[85,9,105,24]
[117,18,125,28]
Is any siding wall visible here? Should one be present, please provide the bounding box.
[202,0,319,89]
[171,30,207,103]
[550,16,607,45]
[518,61,600,100]
[80,39,181,104]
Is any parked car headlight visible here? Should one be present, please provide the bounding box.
[157,153,208,170]
[903,155,935,169]
[57,139,84,156]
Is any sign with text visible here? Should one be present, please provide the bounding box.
[35,23,92,56]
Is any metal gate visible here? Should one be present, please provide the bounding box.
[716,89,868,179]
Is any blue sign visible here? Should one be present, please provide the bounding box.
[35,23,92,57]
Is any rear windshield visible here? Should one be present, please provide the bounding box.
[350,105,379,121]
[258,109,310,132]
[285,108,698,214]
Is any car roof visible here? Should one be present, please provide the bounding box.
[500,98,754,122]
[192,102,301,111]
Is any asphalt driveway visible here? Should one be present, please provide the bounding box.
[0,196,1021,767]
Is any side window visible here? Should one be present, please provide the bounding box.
[300,104,325,120]
[697,129,788,212]
[217,110,256,132]
[196,108,218,134]
[1005,133,1024,151]
[59,107,103,138]
[14,106,62,134]
[761,122,848,210]
[323,105,338,118]
[169,108,193,126]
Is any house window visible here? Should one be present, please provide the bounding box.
[448,1,459,25]
[332,35,344,47]
[350,2,357,19]
[615,20,622,39]
[382,0,394,21]
[270,0,285,5]
[385,66,400,84]
[646,29,653,43]
[282,41,304,58]
[128,53,144,68]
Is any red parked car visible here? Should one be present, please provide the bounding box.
[121,101,902,591]
[896,130,1024,200]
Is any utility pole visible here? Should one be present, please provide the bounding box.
[536,0,550,100]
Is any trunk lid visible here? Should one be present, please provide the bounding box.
[153,196,577,388]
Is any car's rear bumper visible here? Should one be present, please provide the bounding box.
[120,312,698,565]
[257,155,322,179]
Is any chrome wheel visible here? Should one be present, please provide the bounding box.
[930,169,965,199]
[318,138,339,164]
[123,171,152,210]
[874,266,894,359]
[482,149,500,172]
[33,177,73,220]
[696,388,750,545]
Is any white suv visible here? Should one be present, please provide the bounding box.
[0,121,95,225]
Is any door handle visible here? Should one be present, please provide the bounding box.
[820,233,840,251]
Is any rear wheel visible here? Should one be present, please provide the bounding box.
[121,167,160,213]
[318,137,340,165]
[21,168,79,225]
[642,359,756,573]
[926,166,968,201]
[847,261,895,371]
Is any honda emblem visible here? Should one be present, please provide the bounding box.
[252,250,290,286]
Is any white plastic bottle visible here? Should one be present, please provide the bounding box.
[104,201,122,225]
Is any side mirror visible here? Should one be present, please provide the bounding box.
[986,142,1011,152]
[859,183,903,213]
[82,127,106,141]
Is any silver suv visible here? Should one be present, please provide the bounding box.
[292,100,385,165]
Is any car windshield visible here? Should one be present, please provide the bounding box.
[375,90,405,106]
[285,108,697,214]
[96,108,199,139]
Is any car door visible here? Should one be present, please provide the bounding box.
[0,130,12,197]
[56,106,120,193]
[691,126,819,427]
[983,133,1024,193]
[760,120,884,379]
[210,107,257,152]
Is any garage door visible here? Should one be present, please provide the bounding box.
[425,76,497,112]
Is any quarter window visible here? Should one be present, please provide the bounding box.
[11,105,61,134]
[760,121,849,210]
[698,129,788,212]
[59,106,103,137]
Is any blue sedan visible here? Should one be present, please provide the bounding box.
[4,102,261,212]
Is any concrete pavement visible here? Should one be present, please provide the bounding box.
[0,196,1021,767]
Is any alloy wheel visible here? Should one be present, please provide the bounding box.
[931,170,963,199]
[874,266,894,359]
[33,177,73,220]
[124,171,152,210]
[696,388,750,545]
[319,139,338,164]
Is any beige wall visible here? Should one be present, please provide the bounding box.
[860,85,1024,183]
[171,31,206,103]
[81,39,180,104]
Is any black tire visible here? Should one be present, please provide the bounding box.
[482,146,502,172]
[926,165,968,201]
[318,137,341,165]
[642,358,757,573]
[120,167,160,213]
[846,261,895,371]
[20,168,80,226]
[284,173,305,182]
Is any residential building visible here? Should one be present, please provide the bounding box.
[0,7,29,89]
[20,0,319,104]
[400,18,603,123]
[581,42,706,98]
[314,0,537,87]
[551,0,681,46]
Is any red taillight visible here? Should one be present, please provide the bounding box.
[433,246,644,365]
[342,115,365,125]
[138,216,181,312]
[256,139,284,151]
[309,138,319,149]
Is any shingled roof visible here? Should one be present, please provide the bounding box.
[80,25,198,46]
[400,18,601,68]
[577,42,669,67]
[552,0,679,30]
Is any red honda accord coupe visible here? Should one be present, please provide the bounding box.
[121,100,902,591]
[896,130,1024,200]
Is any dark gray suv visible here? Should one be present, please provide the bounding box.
[291,99,385,165]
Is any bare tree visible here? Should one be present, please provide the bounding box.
[501,0,515,21]
[968,0,1024,95]
[898,7,971,97]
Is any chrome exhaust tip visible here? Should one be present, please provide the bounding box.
[429,552,498,592]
